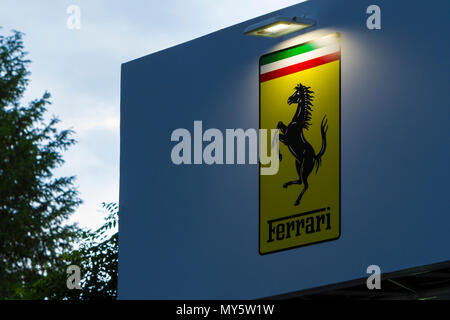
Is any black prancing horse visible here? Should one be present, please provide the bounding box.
[277,83,328,206]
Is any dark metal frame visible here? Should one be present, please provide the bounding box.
[266,260,450,300]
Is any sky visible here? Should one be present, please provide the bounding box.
[0,0,302,230]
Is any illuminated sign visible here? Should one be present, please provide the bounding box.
[259,33,341,255]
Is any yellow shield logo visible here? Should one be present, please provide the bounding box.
[259,33,341,255]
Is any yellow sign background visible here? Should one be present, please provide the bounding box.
[259,39,341,255]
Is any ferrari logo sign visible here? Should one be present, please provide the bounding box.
[259,33,341,255]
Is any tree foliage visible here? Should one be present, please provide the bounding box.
[69,202,118,299]
[0,29,81,299]
[31,202,118,300]
[1,29,119,300]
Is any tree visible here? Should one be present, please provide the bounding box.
[68,202,118,299]
[31,202,118,300]
[0,29,82,299]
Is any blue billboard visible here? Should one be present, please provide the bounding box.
[119,0,450,299]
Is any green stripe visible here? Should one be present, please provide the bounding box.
[260,42,322,66]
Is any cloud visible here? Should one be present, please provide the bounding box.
[79,116,120,131]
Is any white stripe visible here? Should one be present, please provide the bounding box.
[260,43,340,75]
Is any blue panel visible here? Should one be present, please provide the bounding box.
[119,0,450,299]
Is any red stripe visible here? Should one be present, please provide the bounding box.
[260,52,340,83]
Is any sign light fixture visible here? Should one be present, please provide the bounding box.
[244,16,316,38]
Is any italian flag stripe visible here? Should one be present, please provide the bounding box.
[260,52,340,83]
[260,36,340,83]
[260,42,321,66]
